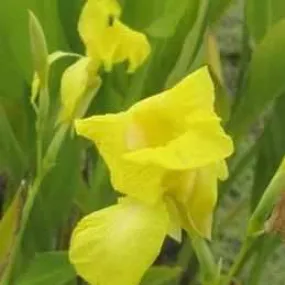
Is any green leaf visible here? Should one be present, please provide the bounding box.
[206,31,231,122]
[208,0,234,24]
[146,0,189,38]
[58,0,84,53]
[0,190,23,274]
[0,0,68,82]
[166,0,209,87]
[0,104,27,183]
[23,137,83,254]
[141,266,182,285]
[122,0,168,29]
[16,252,76,285]
[29,11,49,88]
[246,0,285,43]
[247,236,280,285]
[251,94,285,210]
[228,19,285,139]
[31,51,81,108]
[127,0,199,98]
[0,28,26,100]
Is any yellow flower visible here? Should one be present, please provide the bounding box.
[75,66,233,206]
[78,0,151,72]
[69,67,234,285]
[57,57,101,124]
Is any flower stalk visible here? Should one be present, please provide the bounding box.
[222,157,285,285]
[248,157,285,235]
[189,231,220,285]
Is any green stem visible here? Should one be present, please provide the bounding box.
[1,124,68,284]
[221,239,253,285]
[177,238,193,269]
[1,174,45,284]
[248,158,285,235]
[174,238,195,285]
[189,230,219,285]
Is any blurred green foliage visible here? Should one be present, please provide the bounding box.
[1,0,285,284]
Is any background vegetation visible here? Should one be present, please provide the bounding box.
[1,0,285,284]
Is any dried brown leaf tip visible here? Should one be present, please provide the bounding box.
[265,191,285,237]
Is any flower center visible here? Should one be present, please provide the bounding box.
[126,110,186,150]
[162,170,196,202]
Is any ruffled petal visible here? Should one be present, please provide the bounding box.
[113,21,151,73]
[69,197,169,285]
[75,116,166,204]
[78,0,150,72]
[125,113,233,170]
[126,67,215,146]
[163,66,215,116]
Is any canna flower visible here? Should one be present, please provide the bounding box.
[54,0,151,125]
[69,66,234,285]
[78,0,151,72]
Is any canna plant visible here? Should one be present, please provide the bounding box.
[1,0,285,285]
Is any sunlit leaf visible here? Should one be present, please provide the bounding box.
[246,0,285,43]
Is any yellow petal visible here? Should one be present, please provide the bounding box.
[78,0,150,72]
[183,164,220,239]
[58,57,101,123]
[69,197,169,285]
[164,161,229,239]
[75,115,166,204]
[163,170,197,204]
[122,67,233,169]
[31,73,40,111]
[120,67,215,149]
[125,113,233,170]
[113,20,151,73]
[163,66,216,117]
[217,160,229,180]
[75,66,233,202]
[164,197,182,242]
[127,67,215,140]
